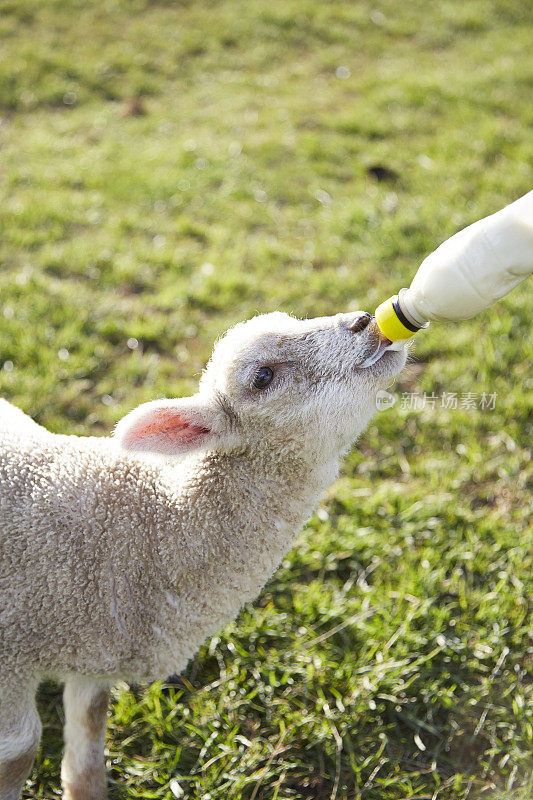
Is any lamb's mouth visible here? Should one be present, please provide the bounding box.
[359,339,406,368]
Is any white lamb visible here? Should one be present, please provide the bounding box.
[0,310,406,800]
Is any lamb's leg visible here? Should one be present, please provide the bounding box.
[0,677,41,800]
[61,675,110,800]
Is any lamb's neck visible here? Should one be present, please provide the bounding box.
[159,446,338,589]
[184,446,336,526]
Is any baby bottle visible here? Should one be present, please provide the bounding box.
[375,191,533,342]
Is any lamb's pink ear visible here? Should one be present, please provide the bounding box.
[114,397,229,455]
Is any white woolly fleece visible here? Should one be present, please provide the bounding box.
[0,311,406,798]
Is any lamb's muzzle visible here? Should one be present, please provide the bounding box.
[0,311,406,798]
[348,311,373,333]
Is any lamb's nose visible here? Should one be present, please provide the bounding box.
[348,312,372,333]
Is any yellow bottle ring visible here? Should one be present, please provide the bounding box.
[375,295,427,342]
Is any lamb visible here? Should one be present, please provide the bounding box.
[0,310,406,800]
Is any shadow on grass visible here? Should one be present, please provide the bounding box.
[31,647,527,800]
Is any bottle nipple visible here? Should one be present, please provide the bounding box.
[375,291,429,342]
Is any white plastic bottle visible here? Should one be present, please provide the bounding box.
[375,190,533,342]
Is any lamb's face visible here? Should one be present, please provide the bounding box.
[200,311,407,458]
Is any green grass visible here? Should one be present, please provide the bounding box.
[1,1,532,798]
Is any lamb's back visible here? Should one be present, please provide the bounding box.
[0,398,50,441]
[0,426,175,677]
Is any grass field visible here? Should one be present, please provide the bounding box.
[0,1,532,798]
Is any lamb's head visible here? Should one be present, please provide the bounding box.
[115,311,406,462]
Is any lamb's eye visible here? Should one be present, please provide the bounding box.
[252,366,274,390]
